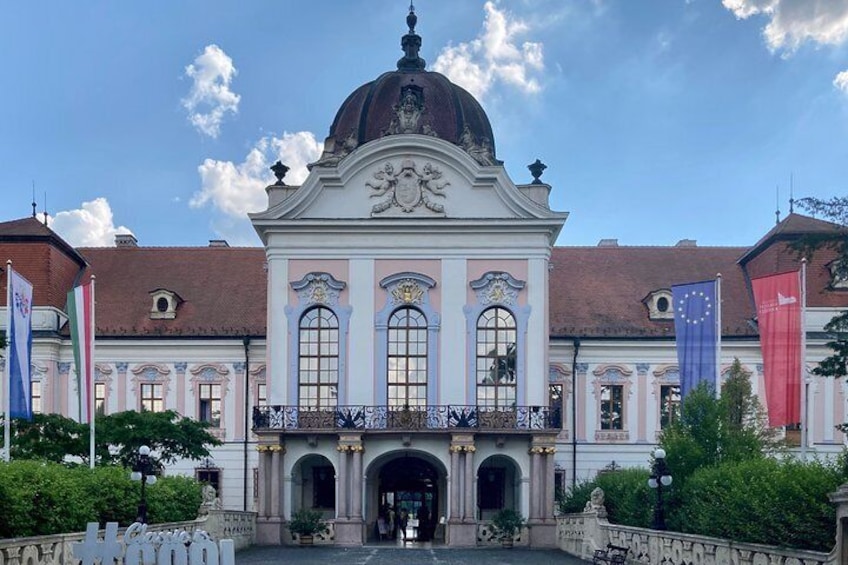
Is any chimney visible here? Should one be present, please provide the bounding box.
[598,239,619,247]
[675,239,697,247]
[209,240,230,247]
[115,233,138,247]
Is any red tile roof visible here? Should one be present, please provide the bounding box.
[550,246,756,338]
[77,247,267,337]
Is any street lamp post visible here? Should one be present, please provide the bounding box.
[130,445,157,524]
[647,447,672,530]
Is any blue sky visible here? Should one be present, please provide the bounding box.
[1,0,846,248]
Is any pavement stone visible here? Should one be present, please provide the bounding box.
[235,544,589,564]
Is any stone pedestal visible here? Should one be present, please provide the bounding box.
[256,517,284,545]
[829,483,848,564]
[528,521,557,548]
[334,518,364,546]
[447,520,478,547]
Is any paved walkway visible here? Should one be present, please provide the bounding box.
[235,544,589,564]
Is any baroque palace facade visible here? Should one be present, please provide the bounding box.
[1,8,847,548]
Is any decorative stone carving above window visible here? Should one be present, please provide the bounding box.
[470,272,525,306]
[828,259,848,289]
[644,289,674,320]
[366,159,449,216]
[290,272,346,307]
[149,289,182,320]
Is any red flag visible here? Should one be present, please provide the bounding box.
[752,271,801,427]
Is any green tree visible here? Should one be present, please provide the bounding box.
[5,413,90,463]
[98,410,222,470]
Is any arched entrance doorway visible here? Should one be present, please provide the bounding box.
[368,454,444,542]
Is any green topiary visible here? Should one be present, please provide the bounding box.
[287,507,329,537]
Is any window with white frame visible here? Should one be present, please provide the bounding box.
[659,385,680,429]
[600,385,624,430]
[257,382,267,405]
[388,307,428,408]
[298,306,339,409]
[476,307,517,409]
[31,381,42,414]
[95,382,107,416]
[140,383,164,412]
[199,383,222,427]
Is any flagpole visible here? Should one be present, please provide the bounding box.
[715,274,722,398]
[3,260,11,462]
[89,275,96,469]
[800,260,808,461]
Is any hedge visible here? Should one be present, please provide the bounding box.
[0,461,202,538]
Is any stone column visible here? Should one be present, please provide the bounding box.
[270,445,284,519]
[351,446,363,519]
[544,449,556,520]
[463,450,474,521]
[336,447,349,519]
[257,448,268,518]
[449,447,460,520]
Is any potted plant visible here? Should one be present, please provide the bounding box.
[490,508,526,548]
[287,507,329,545]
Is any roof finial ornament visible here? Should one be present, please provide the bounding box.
[31,181,37,218]
[528,159,547,184]
[270,161,289,186]
[397,2,425,71]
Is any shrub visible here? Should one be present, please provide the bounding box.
[676,457,843,552]
[556,469,653,528]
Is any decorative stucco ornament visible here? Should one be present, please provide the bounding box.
[367,159,449,214]
[390,279,425,305]
[459,124,497,166]
[291,272,346,306]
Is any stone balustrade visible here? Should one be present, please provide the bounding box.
[557,510,833,565]
[0,510,255,565]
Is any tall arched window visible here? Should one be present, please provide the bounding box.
[298,307,339,409]
[387,307,427,408]
[476,307,517,409]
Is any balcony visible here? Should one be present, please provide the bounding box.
[252,405,562,432]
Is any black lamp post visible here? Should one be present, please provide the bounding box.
[130,445,157,524]
[647,447,672,530]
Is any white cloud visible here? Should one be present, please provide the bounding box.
[50,198,133,247]
[432,1,544,100]
[835,70,848,93]
[182,44,241,138]
[722,0,848,53]
[190,131,323,218]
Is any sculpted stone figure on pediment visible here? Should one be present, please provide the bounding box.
[367,159,449,215]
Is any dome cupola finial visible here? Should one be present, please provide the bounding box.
[397,2,426,72]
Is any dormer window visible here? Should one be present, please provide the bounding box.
[828,259,848,290]
[149,289,182,319]
[645,289,674,320]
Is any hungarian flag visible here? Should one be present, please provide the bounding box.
[7,267,33,420]
[752,271,801,427]
[68,281,94,423]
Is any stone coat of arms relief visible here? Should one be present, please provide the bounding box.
[367,159,449,215]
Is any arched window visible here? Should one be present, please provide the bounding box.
[387,307,427,408]
[298,307,339,409]
[476,307,517,409]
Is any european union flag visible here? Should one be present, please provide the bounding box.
[672,280,718,399]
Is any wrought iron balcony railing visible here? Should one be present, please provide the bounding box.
[252,404,562,432]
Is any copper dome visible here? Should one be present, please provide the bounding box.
[309,7,499,169]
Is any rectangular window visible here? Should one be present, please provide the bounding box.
[257,383,267,405]
[199,383,222,427]
[31,381,42,414]
[600,385,623,430]
[659,385,680,429]
[95,382,107,416]
[549,383,563,429]
[140,383,164,412]
[196,468,221,496]
[313,466,335,509]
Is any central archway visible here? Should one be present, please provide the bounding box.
[366,452,446,543]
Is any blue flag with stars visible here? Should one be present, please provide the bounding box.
[672,280,718,399]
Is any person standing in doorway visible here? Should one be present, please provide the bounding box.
[398,508,409,541]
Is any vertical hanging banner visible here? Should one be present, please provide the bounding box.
[68,281,94,423]
[672,279,719,399]
[8,267,34,420]
[752,270,801,427]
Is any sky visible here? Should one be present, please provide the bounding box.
[1,0,846,248]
